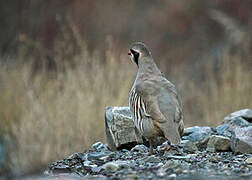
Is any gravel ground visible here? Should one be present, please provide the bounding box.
[46,142,252,180]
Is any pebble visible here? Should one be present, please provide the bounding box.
[246,157,252,165]
[182,140,198,153]
[143,155,161,163]
[131,144,148,153]
[92,142,110,152]
[102,162,119,172]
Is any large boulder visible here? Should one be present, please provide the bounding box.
[231,126,252,154]
[216,109,252,154]
[216,109,252,138]
[223,109,252,124]
[105,107,142,150]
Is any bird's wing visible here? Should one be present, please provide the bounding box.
[157,79,184,144]
[136,78,183,144]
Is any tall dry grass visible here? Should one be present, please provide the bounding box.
[0,41,136,175]
[195,53,252,126]
[178,51,252,126]
[0,32,251,176]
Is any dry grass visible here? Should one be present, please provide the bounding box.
[0,37,251,176]
[178,51,252,127]
[0,42,136,175]
[196,53,252,126]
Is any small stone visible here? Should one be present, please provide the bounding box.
[102,162,119,172]
[83,160,97,170]
[206,135,231,152]
[163,160,182,170]
[91,166,102,173]
[87,151,114,162]
[168,174,176,179]
[92,142,110,152]
[209,156,218,163]
[156,169,166,177]
[50,164,71,174]
[240,173,252,177]
[67,152,87,161]
[131,144,148,153]
[143,155,161,163]
[246,157,252,165]
[181,140,198,153]
[114,160,130,169]
[165,155,191,160]
[124,173,138,180]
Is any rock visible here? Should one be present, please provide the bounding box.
[67,152,87,161]
[124,173,138,180]
[105,106,143,150]
[165,155,191,160]
[223,109,252,123]
[42,173,85,180]
[216,109,252,141]
[162,160,184,173]
[102,162,119,172]
[131,144,148,153]
[206,135,231,152]
[183,126,213,149]
[83,160,98,170]
[143,155,161,163]
[47,144,252,180]
[181,140,198,153]
[45,109,252,180]
[87,151,114,165]
[50,164,72,174]
[216,124,232,137]
[101,160,130,173]
[246,157,252,165]
[224,116,251,128]
[167,174,176,179]
[92,142,110,152]
[231,126,252,153]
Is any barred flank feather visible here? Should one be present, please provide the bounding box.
[129,88,148,133]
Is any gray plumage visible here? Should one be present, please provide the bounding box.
[128,42,184,154]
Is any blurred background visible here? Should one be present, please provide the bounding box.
[0,0,251,178]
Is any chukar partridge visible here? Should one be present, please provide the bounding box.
[128,42,184,154]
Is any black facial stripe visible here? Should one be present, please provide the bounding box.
[130,49,139,66]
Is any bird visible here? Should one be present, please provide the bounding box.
[128,42,184,154]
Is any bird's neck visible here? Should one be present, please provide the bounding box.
[137,57,161,76]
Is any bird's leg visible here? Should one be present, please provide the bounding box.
[148,139,153,155]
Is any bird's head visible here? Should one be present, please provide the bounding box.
[128,42,151,66]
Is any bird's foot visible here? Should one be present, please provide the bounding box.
[158,141,183,154]
[169,144,183,154]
